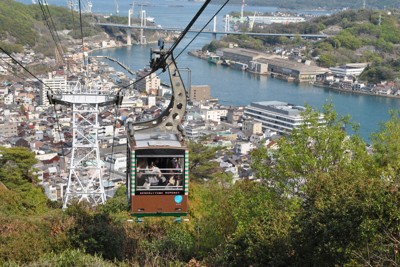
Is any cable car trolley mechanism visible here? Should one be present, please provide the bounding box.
[125,43,189,219]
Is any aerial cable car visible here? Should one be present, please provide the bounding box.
[125,42,189,219]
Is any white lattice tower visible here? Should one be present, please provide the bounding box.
[48,81,121,209]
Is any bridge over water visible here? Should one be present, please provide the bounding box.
[96,22,331,44]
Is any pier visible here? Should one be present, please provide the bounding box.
[91,55,135,76]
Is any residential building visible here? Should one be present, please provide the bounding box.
[226,106,244,125]
[190,85,211,101]
[233,141,254,155]
[242,118,263,136]
[200,108,227,122]
[0,123,17,137]
[135,68,160,94]
[4,94,13,105]
[40,73,67,106]
[244,100,324,135]
[185,121,206,140]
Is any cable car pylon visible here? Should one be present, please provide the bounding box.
[48,81,122,209]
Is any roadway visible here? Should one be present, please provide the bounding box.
[96,23,331,39]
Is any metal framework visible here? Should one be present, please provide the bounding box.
[48,81,122,208]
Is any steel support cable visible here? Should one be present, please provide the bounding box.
[38,0,64,62]
[0,46,52,91]
[116,0,216,94]
[38,1,60,55]
[176,0,231,59]
[0,47,66,159]
[43,0,65,61]
[106,107,120,183]
[52,104,66,158]
[0,57,35,82]
[166,0,212,56]
[78,0,86,64]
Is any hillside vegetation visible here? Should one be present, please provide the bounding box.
[0,0,103,56]
[2,106,400,266]
[205,9,400,83]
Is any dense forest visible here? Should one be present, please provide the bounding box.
[1,106,400,266]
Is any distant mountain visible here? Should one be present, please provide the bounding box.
[216,0,400,10]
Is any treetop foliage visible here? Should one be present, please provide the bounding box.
[2,104,400,266]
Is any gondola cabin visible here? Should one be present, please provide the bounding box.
[127,132,189,217]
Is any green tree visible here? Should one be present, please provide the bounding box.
[335,30,362,50]
[188,139,221,181]
[249,104,383,266]
[318,53,335,67]
[0,147,48,215]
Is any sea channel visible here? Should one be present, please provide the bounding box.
[17,0,400,141]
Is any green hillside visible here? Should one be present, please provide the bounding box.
[0,0,99,55]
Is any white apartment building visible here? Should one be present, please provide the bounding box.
[200,108,228,122]
[40,73,67,106]
[148,96,156,107]
[4,94,13,105]
[244,101,324,135]
[234,142,254,155]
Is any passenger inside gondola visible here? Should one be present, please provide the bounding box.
[136,156,184,191]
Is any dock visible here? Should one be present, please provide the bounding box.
[91,56,135,76]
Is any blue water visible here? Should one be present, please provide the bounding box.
[91,43,400,142]
[18,0,400,141]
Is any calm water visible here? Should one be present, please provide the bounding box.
[18,0,400,141]
[91,43,400,142]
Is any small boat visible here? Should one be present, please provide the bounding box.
[208,55,222,64]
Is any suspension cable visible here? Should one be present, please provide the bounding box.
[38,0,64,63]
[166,0,212,56]
[44,0,65,59]
[78,0,86,64]
[176,0,231,59]
[0,46,66,159]
[116,0,224,94]
[0,46,52,91]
